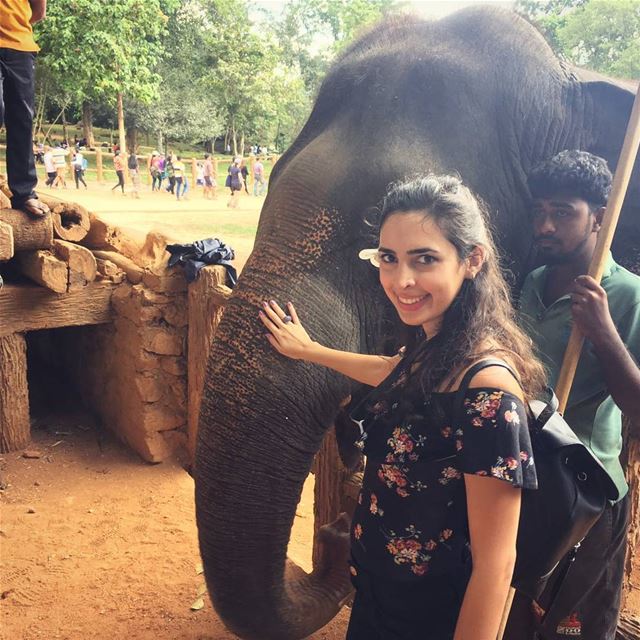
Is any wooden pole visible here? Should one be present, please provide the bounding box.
[497,90,640,640]
[96,148,104,183]
[497,85,640,640]
[555,86,640,413]
[0,333,30,453]
[187,266,231,463]
[191,158,198,188]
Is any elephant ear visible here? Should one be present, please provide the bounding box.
[573,68,640,274]
[573,67,638,173]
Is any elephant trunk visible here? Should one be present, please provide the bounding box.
[195,278,357,639]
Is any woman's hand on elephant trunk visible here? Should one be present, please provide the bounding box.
[259,300,315,360]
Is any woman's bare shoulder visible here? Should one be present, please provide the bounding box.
[446,351,524,401]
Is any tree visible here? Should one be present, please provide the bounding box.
[516,0,640,79]
[557,0,640,78]
[36,0,174,150]
[273,0,396,95]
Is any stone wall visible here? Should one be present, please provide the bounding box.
[56,267,189,461]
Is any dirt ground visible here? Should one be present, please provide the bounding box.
[47,179,264,272]
[0,180,351,639]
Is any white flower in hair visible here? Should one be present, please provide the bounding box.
[358,248,380,267]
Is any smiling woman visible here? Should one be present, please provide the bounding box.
[259,174,547,640]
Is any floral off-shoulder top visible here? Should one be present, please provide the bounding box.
[349,368,537,582]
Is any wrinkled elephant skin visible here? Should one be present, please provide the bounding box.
[195,7,640,640]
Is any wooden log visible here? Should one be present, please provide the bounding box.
[37,194,91,242]
[187,265,228,461]
[0,282,114,337]
[53,239,97,284]
[0,333,30,453]
[0,207,53,251]
[16,249,69,293]
[92,249,144,284]
[81,213,147,266]
[95,257,126,283]
[617,614,640,639]
[312,427,351,568]
[622,418,640,619]
[0,221,14,260]
[0,188,10,209]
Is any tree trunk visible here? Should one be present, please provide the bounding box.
[239,131,245,157]
[231,122,238,157]
[82,102,95,149]
[35,84,47,141]
[0,333,30,453]
[126,126,138,153]
[156,130,163,153]
[61,107,69,145]
[117,92,126,155]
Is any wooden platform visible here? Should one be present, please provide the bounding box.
[0,281,115,337]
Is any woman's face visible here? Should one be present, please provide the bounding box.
[378,211,470,336]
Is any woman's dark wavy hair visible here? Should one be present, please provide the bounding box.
[378,174,546,398]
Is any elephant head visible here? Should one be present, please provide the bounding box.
[195,7,640,639]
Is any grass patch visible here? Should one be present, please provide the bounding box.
[213,223,259,239]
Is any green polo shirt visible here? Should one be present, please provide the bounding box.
[518,253,640,501]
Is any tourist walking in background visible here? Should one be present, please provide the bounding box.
[128,150,140,198]
[72,150,87,189]
[43,145,56,186]
[253,157,266,196]
[0,0,49,216]
[156,153,166,191]
[203,153,216,199]
[150,151,162,191]
[240,158,249,194]
[173,155,186,200]
[226,157,243,208]
[165,155,176,194]
[51,143,68,188]
[111,150,125,194]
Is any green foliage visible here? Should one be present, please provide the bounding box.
[274,0,395,94]
[36,0,171,106]
[32,0,397,152]
[557,0,640,78]
[516,0,640,78]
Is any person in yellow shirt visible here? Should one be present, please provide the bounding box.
[0,0,49,217]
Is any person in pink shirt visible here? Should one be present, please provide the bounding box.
[111,150,125,194]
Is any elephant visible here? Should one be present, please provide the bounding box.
[195,6,640,640]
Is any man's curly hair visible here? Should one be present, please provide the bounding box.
[527,150,612,208]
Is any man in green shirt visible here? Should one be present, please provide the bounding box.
[505,150,640,639]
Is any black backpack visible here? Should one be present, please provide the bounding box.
[454,359,619,628]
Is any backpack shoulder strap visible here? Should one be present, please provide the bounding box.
[453,358,521,423]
